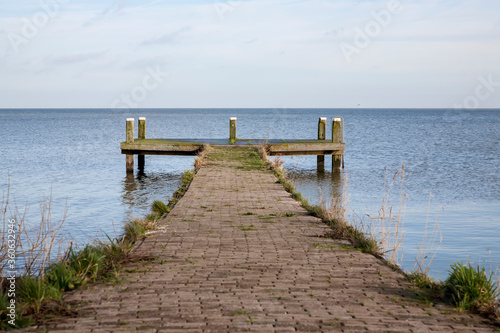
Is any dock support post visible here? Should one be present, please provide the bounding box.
[230,117,237,143]
[138,117,146,170]
[317,117,327,171]
[138,117,146,139]
[332,117,343,172]
[126,118,135,173]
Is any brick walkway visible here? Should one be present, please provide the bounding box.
[31,149,496,332]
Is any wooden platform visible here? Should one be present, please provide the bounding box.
[121,117,345,173]
[120,138,345,156]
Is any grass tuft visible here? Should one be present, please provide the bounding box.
[151,200,170,216]
[17,277,61,313]
[45,262,78,291]
[445,262,499,314]
[68,245,106,283]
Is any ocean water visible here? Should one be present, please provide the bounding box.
[1,108,499,279]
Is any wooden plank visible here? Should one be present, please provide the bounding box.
[120,139,344,156]
[268,142,344,155]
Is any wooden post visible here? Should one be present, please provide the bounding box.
[332,117,343,171]
[126,155,134,174]
[138,154,145,172]
[138,117,146,171]
[126,118,134,173]
[230,117,237,143]
[138,117,146,140]
[126,118,135,144]
[317,117,326,170]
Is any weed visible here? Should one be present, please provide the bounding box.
[237,224,256,231]
[232,310,249,316]
[123,219,146,242]
[45,262,78,291]
[412,191,443,275]
[145,213,161,221]
[18,277,61,313]
[445,262,499,314]
[1,180,67,277]
[151,200,170,216]
[68,245,105,283]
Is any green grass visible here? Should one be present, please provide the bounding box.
[445,262,499,314]
[0,290,33,330]
[46,261,78,291]
[145,212,161,221]
[17,277,61,313]
[68,244,106,283]
[237,224,256,231]
[0,291,12,328]
[123,220,146,242]
[232,310,250,316]
[151,200,170,216]
[206,148,267,171]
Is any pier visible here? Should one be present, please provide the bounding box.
[45,148,497,332]
[120,117,346,173]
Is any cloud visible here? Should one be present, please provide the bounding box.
[244,38,259,44]
[123,55,169,70]
[44,50,108,66]
[139,27,190,46]
[83,0,128,27]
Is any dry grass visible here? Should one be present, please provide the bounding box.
[1,181,67,278]
[318,174,350,224]
[358,165,407,267]
[258,145,378,253]
[412,191,443,275]
[194,144,212,170]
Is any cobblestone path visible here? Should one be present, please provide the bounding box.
[28,149,497,332]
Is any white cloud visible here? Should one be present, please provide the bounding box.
[139,27,191,46]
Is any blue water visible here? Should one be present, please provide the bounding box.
[1,108,499,279]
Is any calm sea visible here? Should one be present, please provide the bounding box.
[1,108,499,279]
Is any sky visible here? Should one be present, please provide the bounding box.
[0,0,499,109]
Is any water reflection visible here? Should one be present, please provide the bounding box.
[121,171,183,219]
[293,168,347,207]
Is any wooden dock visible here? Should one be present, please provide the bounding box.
[120,117,346,173]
